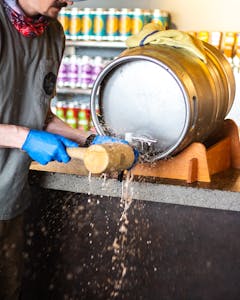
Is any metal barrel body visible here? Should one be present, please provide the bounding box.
[90,43,235,161]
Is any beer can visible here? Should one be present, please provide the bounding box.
[78,103,90,131]
[80,55,93,89]
[143,9,152,24]
[209,31,222,49]
[66,102,79,129]
[232,32,240,72]
[82,8,95,40]
[151,9,170,29]
[57,56,70,87]
[93,8,107,40]
[131,8,145,35]
[119,8,132,41]
[58,8,71,38]
[91,56,104,83]
[234,32,240,58]
[106,8,119,41]
[68,55,79,88]
[222,32,236,59]
[56,101,67,122]
[197,31,209,43]
[69,8,82,40]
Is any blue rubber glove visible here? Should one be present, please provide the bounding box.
[92,135,139,169]
[22,129,79,165]
[91,135,129,146]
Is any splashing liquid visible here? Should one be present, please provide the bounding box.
[109,171,134,298]
[87,170,135,298]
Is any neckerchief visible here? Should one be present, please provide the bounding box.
[2,0,49,37]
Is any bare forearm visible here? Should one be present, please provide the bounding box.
[0,124,29,148]
[45,114,93,146]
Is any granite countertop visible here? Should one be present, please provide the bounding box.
[30,163,240,212]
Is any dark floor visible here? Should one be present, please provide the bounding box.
[21,184,240,300]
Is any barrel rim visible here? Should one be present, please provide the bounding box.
[90,54,191,161]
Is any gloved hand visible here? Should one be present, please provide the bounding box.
[91,135,129,145]
[22,129,79,165]
[91,135,139,169]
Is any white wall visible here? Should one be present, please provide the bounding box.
[76,0,240,31]
[151,0,240,31]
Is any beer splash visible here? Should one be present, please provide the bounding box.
[108,171,134,298]
[87,170,136,298]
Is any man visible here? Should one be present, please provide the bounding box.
[0,0,101,299]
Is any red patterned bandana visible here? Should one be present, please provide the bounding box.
[2,0,49,38]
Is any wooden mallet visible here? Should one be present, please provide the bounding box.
[66,143,135,174]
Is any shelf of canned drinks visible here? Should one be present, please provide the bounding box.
[52,99,98,132]
[56,87,92,95]
[65,40,126,48]
[57,54,112,92]
[189,31,240,70]
[58,7,170,42]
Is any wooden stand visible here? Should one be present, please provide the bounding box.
[132,119,240,183]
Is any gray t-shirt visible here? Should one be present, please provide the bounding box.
[0,3,65,220]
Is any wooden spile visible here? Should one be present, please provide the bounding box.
[66,143,135,174]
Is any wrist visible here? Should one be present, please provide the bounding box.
[0,125,29,149]
[84,133,96,147]
[12,126,30,149]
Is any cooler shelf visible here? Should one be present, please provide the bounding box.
[66,40,126,49]
[56,87,91,95]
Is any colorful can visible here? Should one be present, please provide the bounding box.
[68,55,79,88]
[58,8,70,38]
[91,56,104,82]
[209,31,222,49]
[119,8,132,40]
[56,101,67,122]
[143,9,152,24]
[66,102,79,129]
[222,32,236,59]
[82,8,95,40]
[57,56,70,87]
[131,8,145,35]
[80,55,93,89]
[151,9,170,30]
[197,31,209,43]
[69,8,82,40]
[93,8,107,40]
[106,8,119,41]
[234,32,240,58]
[232,32,240,71]
[78,103,90,131]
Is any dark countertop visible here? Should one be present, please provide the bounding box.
[24,168,240,300]
[25,119,240,299]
